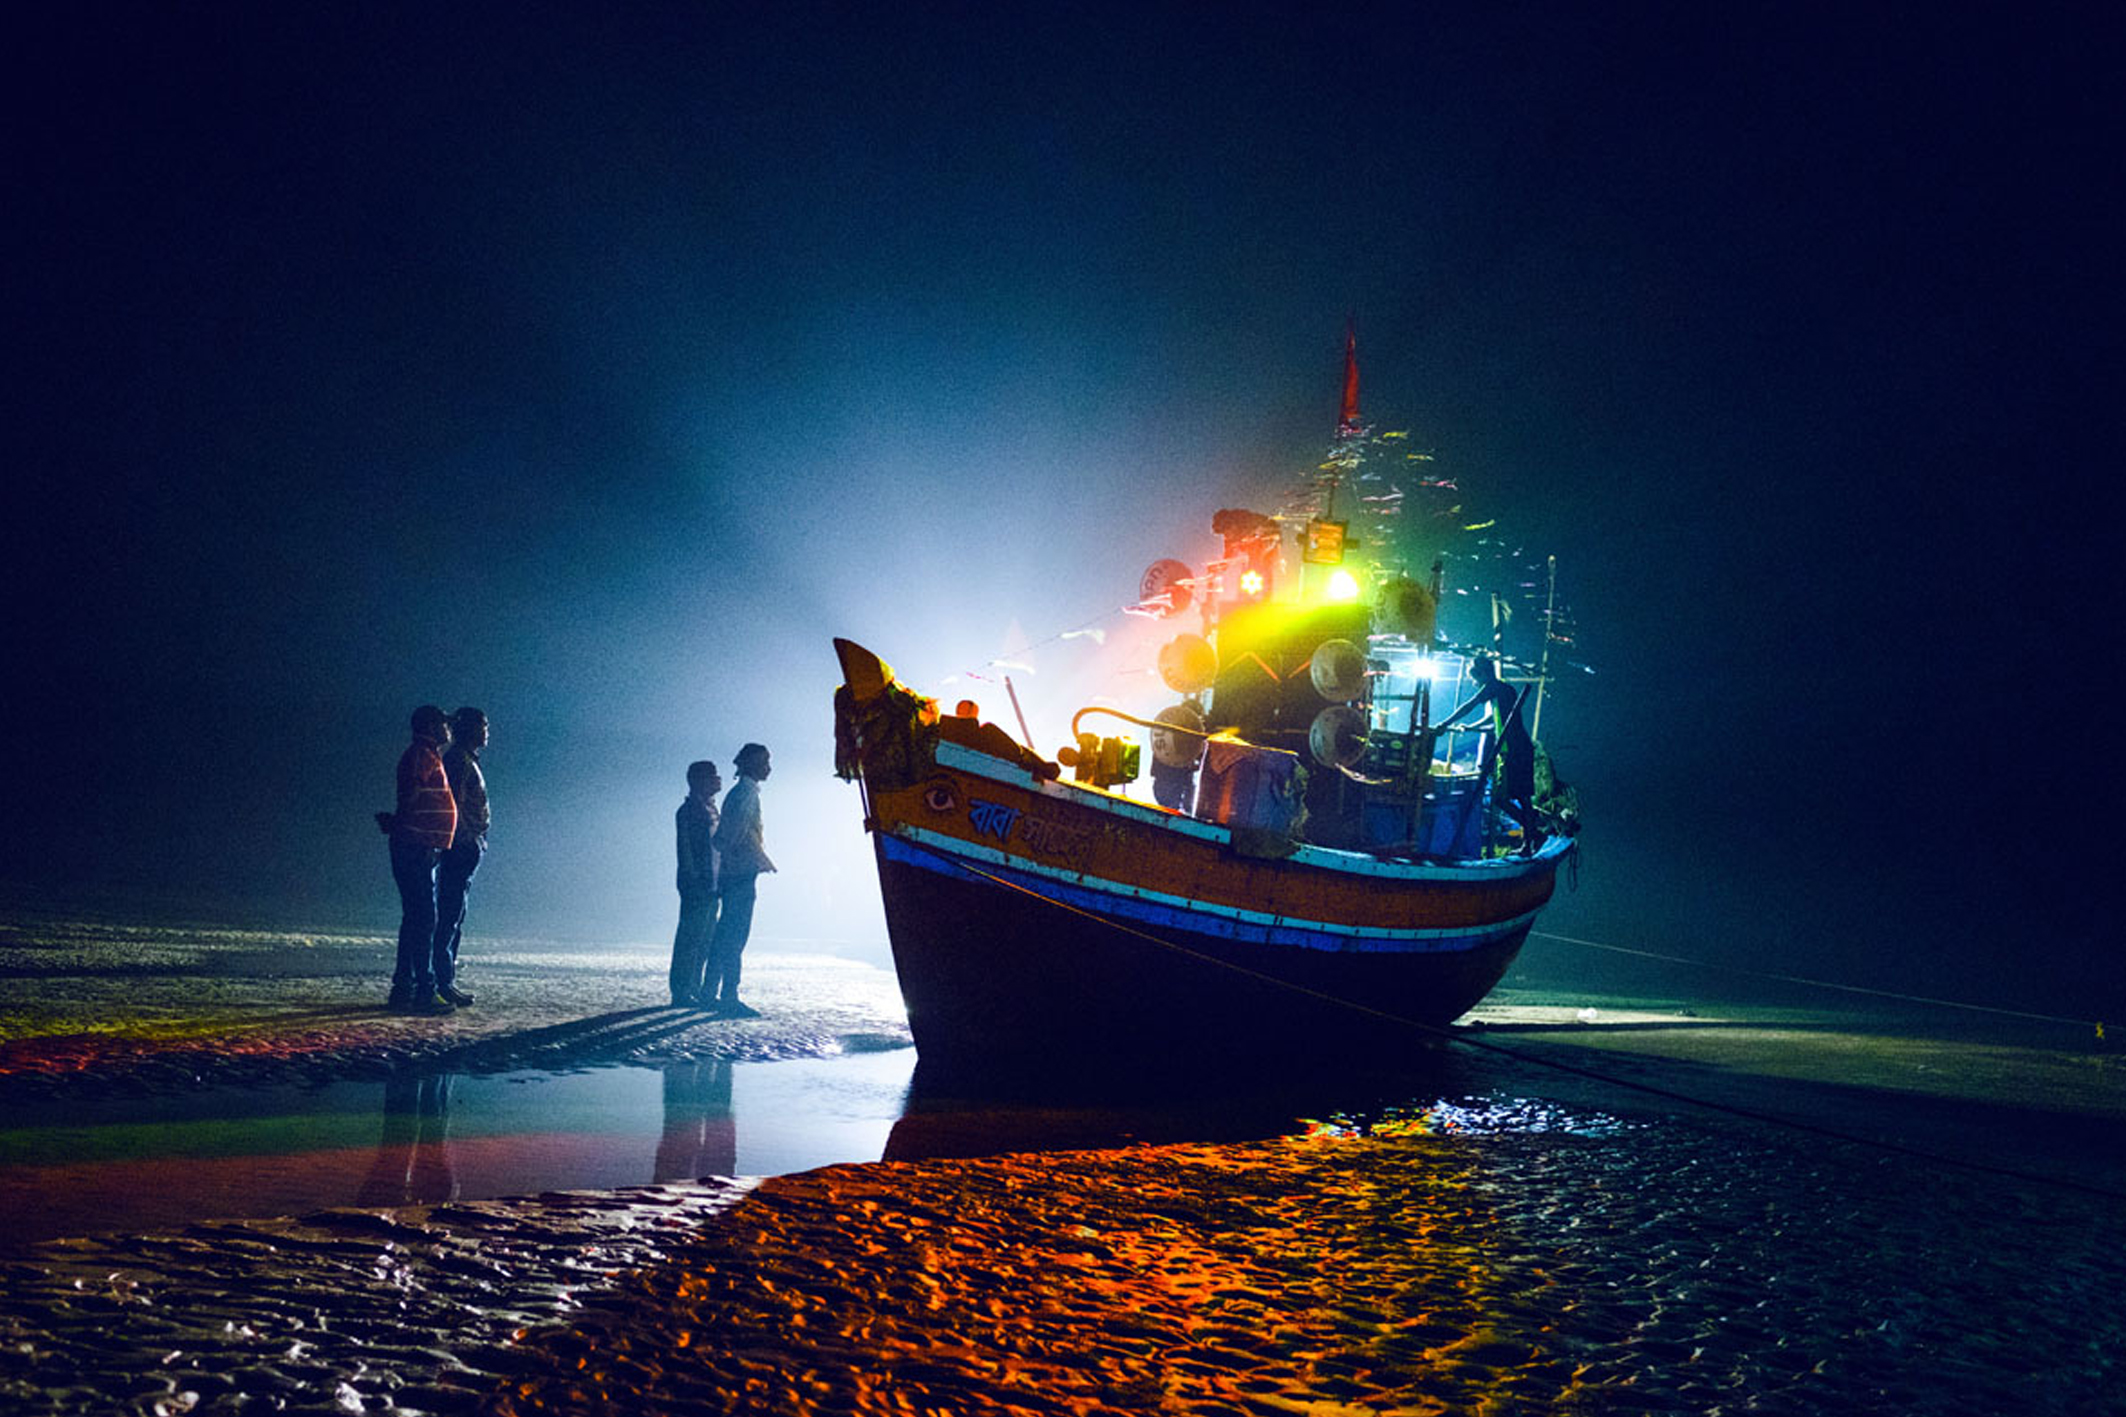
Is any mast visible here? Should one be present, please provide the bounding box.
[1322,318,1361,523]
[1532,554,1557,740]
[1336,319,1361,441]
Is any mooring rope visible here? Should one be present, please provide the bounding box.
[899,836,2126,1202]
[1529,929,2105,1036]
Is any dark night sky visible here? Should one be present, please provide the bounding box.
[4,4,2116,1015]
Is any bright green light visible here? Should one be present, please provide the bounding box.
[1325,568,1361,602]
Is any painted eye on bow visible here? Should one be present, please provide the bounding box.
[923,783,956,812]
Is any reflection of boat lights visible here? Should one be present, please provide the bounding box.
[1325,568,1361,602]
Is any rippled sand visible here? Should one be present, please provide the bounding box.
[479,1126,2122,1417]
[0,1181,752,1415]
[3,916,2122,1414]
[10,1120,2112,1415]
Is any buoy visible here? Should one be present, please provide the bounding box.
[1378,577,1438,643]
[1308,705,1368,768]
[1150,702,1207,769]
[1308,638,1367,701]
[1157,633,1218,694]
[1138,559,1195,619]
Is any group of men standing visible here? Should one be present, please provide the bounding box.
[380,709,775,1019]
[669,743,776,1015]
[380,705,489,1014]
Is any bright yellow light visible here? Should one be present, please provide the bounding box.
[1238,568,1266,597]
[1325,568,1361,601]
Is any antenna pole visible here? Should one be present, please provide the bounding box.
[1005,676,1037,753]
[1532,555,1557,741]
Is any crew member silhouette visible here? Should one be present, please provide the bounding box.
[1436,656,1544,856]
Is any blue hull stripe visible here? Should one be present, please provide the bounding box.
[881,830,1535,956]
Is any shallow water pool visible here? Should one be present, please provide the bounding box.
[0,1049,921,1250]
[0,1037,1630,1251]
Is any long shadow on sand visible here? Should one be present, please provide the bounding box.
[421,1006,717,1074]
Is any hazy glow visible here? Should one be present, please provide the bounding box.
[1325,568,1361,601]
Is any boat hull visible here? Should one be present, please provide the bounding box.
[832,635,1571,1081]
[878,832,1536,1078]
[863,737,1564,1079]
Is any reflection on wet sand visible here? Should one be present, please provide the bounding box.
[0,1050,921,1251]
[486,1115,2126,1416]
[881,1043,1496,1162]
[355,1071,458,1206]
[654,1057,736,1182]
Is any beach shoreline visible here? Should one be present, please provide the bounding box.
[3,916,2122,1414]
[0,917,911,1105]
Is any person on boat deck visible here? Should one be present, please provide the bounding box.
[669,759,722,1007]
[1436,656,1544,856]
[932,699,1064,781]
[704,742,775,1017]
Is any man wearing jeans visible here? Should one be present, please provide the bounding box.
[380,705,457,1014]
[668,758,722,1006]
[433,706,490,1007]
[704,743,774,1016]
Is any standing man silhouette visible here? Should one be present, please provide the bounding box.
[379,705,457,1013]
[704,743,775,1017]
[433,707,489,1007]
[668,758,722,1006]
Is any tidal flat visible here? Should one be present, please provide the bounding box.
[1,917,2119,1414]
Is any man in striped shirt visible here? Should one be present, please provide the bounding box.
[379,705,458,1014]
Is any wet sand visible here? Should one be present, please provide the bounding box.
[11,1128,2115,1415]
[1,1181,752,1416]
[3,915,2122,1414]
[0,916,911,1102]
[486,1128,2123,1417]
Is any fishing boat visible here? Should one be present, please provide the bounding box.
[834,342,1580,1079]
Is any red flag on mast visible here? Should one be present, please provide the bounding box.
[1337,321,1361,438]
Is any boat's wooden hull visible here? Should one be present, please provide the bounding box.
[865,734,1567,1078]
